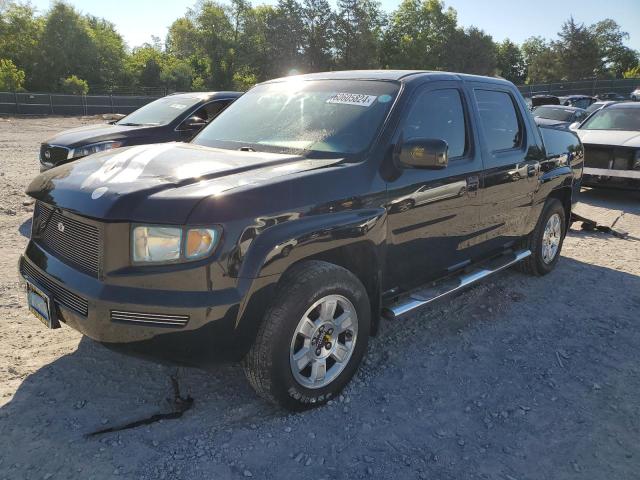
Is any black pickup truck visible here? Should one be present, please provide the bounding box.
[20,71,583,410]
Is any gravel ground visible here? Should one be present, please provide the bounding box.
[0,116,639,480]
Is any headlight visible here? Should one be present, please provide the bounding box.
[69,141,123,159]
[132,225,220,264]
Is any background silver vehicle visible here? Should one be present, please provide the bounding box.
[575,102,640,189]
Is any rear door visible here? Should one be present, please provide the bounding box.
[469,85,542,253]
[384,81,486,292]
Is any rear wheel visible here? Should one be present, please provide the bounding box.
[243,261,370,411]
[519,199,566,275]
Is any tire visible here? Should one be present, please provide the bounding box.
[518,198,566,276]
[243,261,370,411]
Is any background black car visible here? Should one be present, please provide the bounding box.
[532,105,589,127]
[39,91,242,170]
[530,94,560,108]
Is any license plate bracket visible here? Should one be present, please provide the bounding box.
[26,280,59,329]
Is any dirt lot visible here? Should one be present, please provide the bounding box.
[0,116,639,480]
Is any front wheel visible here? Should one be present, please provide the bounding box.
[519,199,566,276]
[243,261,370,411]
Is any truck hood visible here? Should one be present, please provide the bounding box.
[576,129,640,148]
[26,142,341,223]
[44,122,154,148]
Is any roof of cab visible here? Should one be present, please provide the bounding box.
[167,91,243,100]
[261,70,514,86]
[536,105,586,112]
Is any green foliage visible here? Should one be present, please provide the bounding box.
[624,64,640,79]
[522,37,559,83]
[60,75,89,95]
[382,0,458,70]
[0,0,638,93]
[0,58,25,90]
[446,26,496,76]
[334,0,385,69]
[496,39,527,84]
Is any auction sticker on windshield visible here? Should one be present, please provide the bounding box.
[326,93,377,107]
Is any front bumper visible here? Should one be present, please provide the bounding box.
[18,242,250,363]
[583,167,640,189]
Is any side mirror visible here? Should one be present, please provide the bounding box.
[569,122,580,131]
[182,116,207,130]
[398,138,449,169]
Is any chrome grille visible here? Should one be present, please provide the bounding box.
[111,310,190,328]
[20,258,89,317]
[33,202,102,277]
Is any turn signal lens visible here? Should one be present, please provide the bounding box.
[185,228,219,259]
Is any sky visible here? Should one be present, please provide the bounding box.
[28,0,640,52]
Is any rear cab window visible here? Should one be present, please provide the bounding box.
[474,89,523,153]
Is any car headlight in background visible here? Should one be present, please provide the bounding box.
[69,140,123,159]
[132,225,220,264]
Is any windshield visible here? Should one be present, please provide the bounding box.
[586,102,605,113]
[193,79,400,157]
[581,107,640,131]
[533,106,574,121]
[116,96,202,126]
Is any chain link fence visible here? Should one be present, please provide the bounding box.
[0,91,161,116]
[2,77,639,116]
[517,77,640,98]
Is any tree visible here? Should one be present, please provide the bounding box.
[590,19,638,78]
[382,0,458,70]
[161,57,194,91]
[303,0,335,72]
[334,0,385,69]
[522,36,559,83]
[623,64,640,79]
[60,75,89,95]
[0,58,25,90]
[31,3,95,91]
[554,17,600,80]
[85,16,128,89]
[446,26,496,75]
[0,3,43,88]
[127,44,164,88]
[496,39,526,84]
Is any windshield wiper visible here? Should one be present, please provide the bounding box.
[117,122,142,126]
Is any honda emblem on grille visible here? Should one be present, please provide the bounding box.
[57,222,65,233]
[44,150,51,160]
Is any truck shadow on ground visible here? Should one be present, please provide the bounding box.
[1,256,639,479]
[18,217,31,238]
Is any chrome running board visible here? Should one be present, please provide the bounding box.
[382,249,531,320]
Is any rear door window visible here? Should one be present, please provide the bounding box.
[402,88,468,158]
[475,89,522,152]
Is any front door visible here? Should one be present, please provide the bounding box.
[384,82,485,293]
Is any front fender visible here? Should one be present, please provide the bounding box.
[237,208,388,280]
